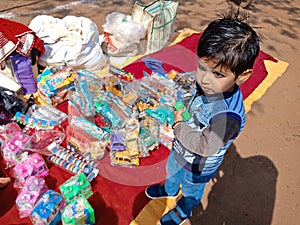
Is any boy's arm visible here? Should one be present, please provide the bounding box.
[173,115,240,157]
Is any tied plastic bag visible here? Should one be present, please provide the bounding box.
[102,12,146,57]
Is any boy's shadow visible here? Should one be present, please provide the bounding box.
[190,144,278,225]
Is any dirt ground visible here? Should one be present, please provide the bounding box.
[0,0,299,225]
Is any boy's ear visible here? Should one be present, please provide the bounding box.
[235,69,252,85]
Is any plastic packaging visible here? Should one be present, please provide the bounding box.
[30,190,64,225]
[16,176,48,218]
[59,173,93,204]
[61,197,95,225]
[13,152,49,188]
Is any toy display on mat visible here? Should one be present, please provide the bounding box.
[59,173,93,204]
[13,152,49,188]
[16,176,48,218]
[30,190,64,225]
[48,146,99,182]
[61,197,95,225]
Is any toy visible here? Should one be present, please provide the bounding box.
[94,100,125,128]
[30,190,64,225]
[31,105,68,124]
[37,65,76,106]
[66,125,107,160]
[135,96,159,112]
[173,71,195,91]
[104,76,124,97]
[13,153,49,188]
[25,129,65,156]
[111,150,140,167]
[59,173,93,204]
[110,130,126,151]
[139,126,159,152]
[49,146,99,182]
[14,112,57,129]
[173,101,191,121]
[109,64,134,81]
[1,131,31,165]
[61,197,95,225]
[145,104,174,124]
[69,116,110,141]
[16,176,48,218]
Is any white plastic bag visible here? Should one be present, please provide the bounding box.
[102,12,146,47]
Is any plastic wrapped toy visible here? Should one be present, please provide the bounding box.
[48,146,99,182]
[37,65,75,106]
[59,173,93,204]
[94,100,125,129]
[13,152,49,188]
[30,105,68,124]
[30,190,64,225]
[110,130,126,152]
[61,197,95,225]
[24,129,66,156]
[1,131,31,166]
[16,176,48,218]
[66,125,107,160]
[0,122,22,146]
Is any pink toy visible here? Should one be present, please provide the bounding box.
[13,153,49,188]
[1,131,31,166]
[16,176,48,218]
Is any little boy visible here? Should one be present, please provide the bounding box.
[145,11,260,225]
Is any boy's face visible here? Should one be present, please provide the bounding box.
[195,57,238,95]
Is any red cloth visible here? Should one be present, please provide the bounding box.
[0,33,276,225]
[0,18,45,65]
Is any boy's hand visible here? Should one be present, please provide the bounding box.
[174,108,184,123]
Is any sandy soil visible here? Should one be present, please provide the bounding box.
[0,0,299,225]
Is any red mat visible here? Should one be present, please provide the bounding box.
[0,33,277,225]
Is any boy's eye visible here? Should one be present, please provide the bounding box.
[213,72,225,78]
[198,62,206,71]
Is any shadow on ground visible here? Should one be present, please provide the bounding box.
[190,144,278,225]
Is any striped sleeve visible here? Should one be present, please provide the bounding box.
[173,115,241,157]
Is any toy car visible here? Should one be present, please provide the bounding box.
[112,150,139,167]
[135,97,159,112]
[110,131,126,151]
[94,100,125,128]
[145,104,174,125]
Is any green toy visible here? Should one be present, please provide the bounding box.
[173,101,191,121]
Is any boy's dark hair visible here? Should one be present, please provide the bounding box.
[197,10,260,77]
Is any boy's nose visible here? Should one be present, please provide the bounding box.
[200,71,211,85]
